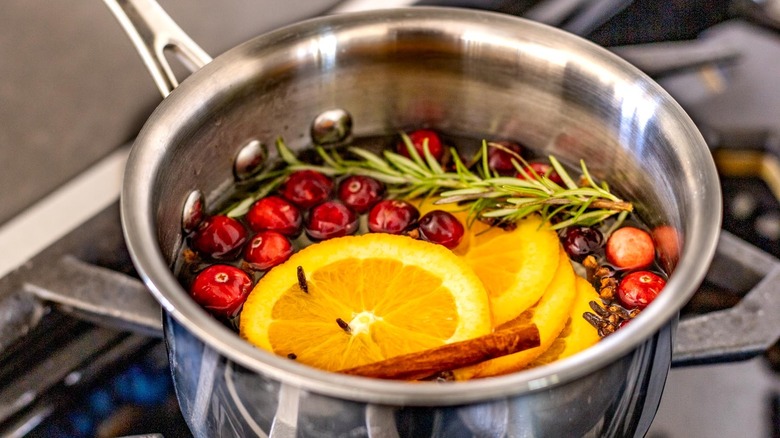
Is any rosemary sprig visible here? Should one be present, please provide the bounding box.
[224,136,633,229]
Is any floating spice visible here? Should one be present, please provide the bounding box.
[297,266,309,293]
[336,318,352,333]
[339,324,540,380]
[582,255,640,337]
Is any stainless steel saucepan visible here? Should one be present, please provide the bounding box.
[103,0,779,436]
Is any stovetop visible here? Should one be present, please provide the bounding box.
[2,1,780,437]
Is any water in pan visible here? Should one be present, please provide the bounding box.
[171,127,669,379]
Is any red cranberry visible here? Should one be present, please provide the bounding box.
[562,226,604,262]
[190,264,253,318]
[279,170,333,208]
[652,225,681,272]
[397,129,444,161]
[606,226,655,270]
[189,215,247,260]
[245,195,302,236]
[418,210,465,249]
[518,162,564,185]
[368,200,420,234]
[305,200,359,241]
[337,175,386,213]
[618,271,666,309]
[488,141,523,175]
[244,231,294,270]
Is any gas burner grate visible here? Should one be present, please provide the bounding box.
[707,149,780,374]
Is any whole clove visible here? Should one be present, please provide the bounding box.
[336,318,352,333]
[297,265,309,293]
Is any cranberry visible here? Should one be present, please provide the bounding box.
[418,210,465,249]
[244,231,294,270]
[652,225,681,272]
[488,141,523,175]
[189,215,247,260]
[337,175,386,213]
[305,200,359,241]
[606,226,655,270]
[245,195,302,236]
[190,264,253,318]
[279,170,333,208]
[518,162,564,185]
[561,226,604,262]
[368,200,420,234]
[397,129,444,161]
[618,271,666,309]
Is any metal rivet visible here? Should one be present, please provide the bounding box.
[182,190,205,234]
[311,108,353,145]
[234,139,267,180]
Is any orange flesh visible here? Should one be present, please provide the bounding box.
[268,258,459,370]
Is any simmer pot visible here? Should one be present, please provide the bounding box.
[104,0,776,436]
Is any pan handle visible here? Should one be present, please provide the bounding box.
[103,0,212,97]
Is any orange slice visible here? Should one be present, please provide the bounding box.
[417,200,560,326]
[239,233,491,372]
[454,247,577,379]
[526,275,601,367]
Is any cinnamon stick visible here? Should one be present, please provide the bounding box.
[338,324,540,380]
